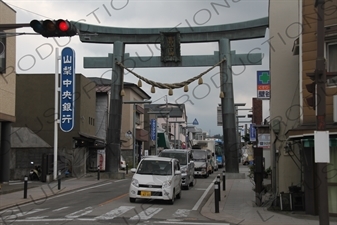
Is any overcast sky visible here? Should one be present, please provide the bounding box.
[5,0,270,136]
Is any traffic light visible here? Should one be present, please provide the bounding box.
[30,19,77,38]
[305,81,316,110]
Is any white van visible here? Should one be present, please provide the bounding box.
[158,149,195,190]
[129,157,182,204]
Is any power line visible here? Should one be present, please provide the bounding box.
[6,2,49,19]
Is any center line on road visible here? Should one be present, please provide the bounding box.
[99,193,128,206]
[192,177,216,211]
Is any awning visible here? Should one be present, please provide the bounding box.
[136,128,149,142]
[302,137,337,147]
[286,124,337,138]
[157,132,170,149]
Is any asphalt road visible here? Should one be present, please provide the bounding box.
[0,172,229,225]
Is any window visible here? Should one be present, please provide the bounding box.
[0,35,6,74]
[327,42,337,72]
[327,147,337,215]
[327,42,337,86]
[135,112,141,125]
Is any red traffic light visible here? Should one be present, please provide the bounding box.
[57,20,70,32]
[30,19,77,38]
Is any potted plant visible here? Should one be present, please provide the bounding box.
[265,167,272,179]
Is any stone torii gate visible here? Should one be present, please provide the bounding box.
[76,17,268,175]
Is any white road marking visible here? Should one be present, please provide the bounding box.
[192,177,216,211]
[26,216,48,219]
[5,206,217,223]
[65,207,93,218]
[3,208,48,220]
[52,206,69,212]
[172,209,191,218]
[129,207,163,220]
[12,218,74,222]
[95,206,134,220]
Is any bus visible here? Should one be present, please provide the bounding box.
[214,139,225,168]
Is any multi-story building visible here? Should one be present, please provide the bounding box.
[144,103,187,153]
[89,77,151,168]
[12,73,98,179]
[270,0,337,216]
[0,1,16,183]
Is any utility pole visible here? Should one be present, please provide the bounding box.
[314,0,329,224]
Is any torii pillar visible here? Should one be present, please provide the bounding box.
[219,38,238,173]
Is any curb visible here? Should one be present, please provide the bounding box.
[0,179,112,211]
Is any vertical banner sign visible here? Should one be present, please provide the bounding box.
[150,119,157,141]
[97,149,106,171]
[60,47,75,132]
[257,71,270,99]
[249,124,256,142]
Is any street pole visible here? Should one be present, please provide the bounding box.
[155,114,158,155]
[315,1,329,224]
[133,104,136,168]
[53,48,59,180]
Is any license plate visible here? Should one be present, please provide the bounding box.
[140,191,151,197]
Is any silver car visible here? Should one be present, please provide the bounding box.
[158,149,195,190]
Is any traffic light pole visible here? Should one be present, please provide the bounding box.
[54,48,60,180]
[315,1,329,224]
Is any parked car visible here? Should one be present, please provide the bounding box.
[120,155,126,170]
[158,149,195,190]
[129,156,182,204]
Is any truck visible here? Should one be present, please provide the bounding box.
[190,148,211,178]
[192,140,219,174]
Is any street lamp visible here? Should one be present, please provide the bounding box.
[147,111,170,155]
[123,100,152,167]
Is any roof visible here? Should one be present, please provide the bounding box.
[0,0,16,13]
[160,149,190,153]
[88,77,151,99]
[145,103,185,118]
[141,156,175,162]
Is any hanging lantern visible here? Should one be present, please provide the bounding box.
[120,89,125,96]
[198,77,203,85]
[137,79,142,87]
[168,88,173,96]
[184,85,189,92]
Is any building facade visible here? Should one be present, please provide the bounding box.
[144,103,187,153]
[89,78,151,168]
[12,73,98,179]
[0,1,16,183]
[270,0,337,216]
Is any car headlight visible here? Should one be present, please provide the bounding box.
[202,167,207,172]
[180,167,187,173]
[162,180,172,188]
[131,178,139,187]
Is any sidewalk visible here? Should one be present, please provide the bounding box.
[0,171,134,210]
[201,166,337,225]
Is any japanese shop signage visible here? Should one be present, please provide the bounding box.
[150,119,156,141]
[60,47,75,132]
[257,70,270,99]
